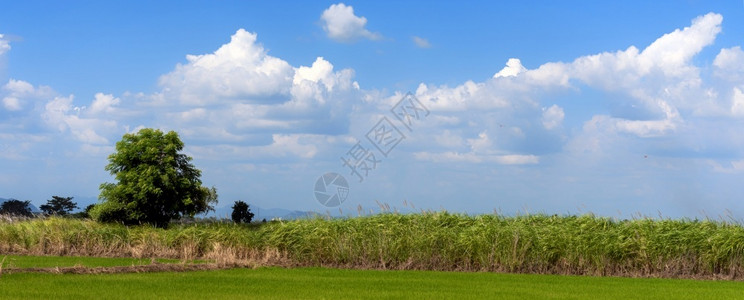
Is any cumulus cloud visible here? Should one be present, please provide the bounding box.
[493,58,526,78]
[571,13,720,87]
[153,29,360,143]
[714,46,744,82]
[392,12,736,176]
[291,56,357,106]
[42,95,116,145]
[417,13,723,141]
[320,3,381,42]
[158,29,358,111]
[2,79,35,111]
[158,29,294,105]
[413,81,512,112]
[412,36,431,48]
[88,93,120,115]
[1,79,59,113]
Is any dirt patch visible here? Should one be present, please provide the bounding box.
[0,262,255,275]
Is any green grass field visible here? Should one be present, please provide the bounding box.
[1,255,150,269]
[0,255,202,269]
[1,267,743,299]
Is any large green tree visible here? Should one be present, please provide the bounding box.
[92,128,218,227]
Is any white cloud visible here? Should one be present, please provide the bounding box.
[158,29,294,105]
[42,95,116,145]
[1,79,53,111]
[524,62,571,87]
[414,81,511,111]
[0,34,9,56]
[2,96,20,111]
[88,93,120,115]
[714,46,744,82]
[493,58,526,78]
[320,3,381,42]
[268,134,318,158]
[541,105,564,130]
[153,30,359,141]
[572,14,721,92]
[467,131,492,153]
[0,80,120,158]
[417,13,723,141]
[614,118,677,137]
[412,36,431,48]
[563,115,618,155]
[732,87,744,117]
[291,56,357,106]
[639,13,720,75]
[572,13,720,88]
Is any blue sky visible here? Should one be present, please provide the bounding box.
[2,1,744,219]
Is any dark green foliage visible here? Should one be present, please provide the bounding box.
[93,128,218,228]
[231,200,254,224]
[69,204,96,219]
[0,199,33,217]
[39,196,78,216]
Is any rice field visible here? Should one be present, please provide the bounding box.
[1,267,743,299]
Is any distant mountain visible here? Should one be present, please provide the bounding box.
[0,197,41,213]
[207,204,315,221]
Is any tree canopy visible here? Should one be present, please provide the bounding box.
[92,128,217,227]
[40,196,78,216]
[231,200,255,224]
[0,199,33,217]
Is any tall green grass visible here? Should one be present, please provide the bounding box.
[1,212,743,279]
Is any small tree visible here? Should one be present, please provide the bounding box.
[39,196,78,216]
[93,128,218,228]
[231,200,254,224]
[0,199,33,217]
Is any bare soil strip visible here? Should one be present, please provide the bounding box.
[0,262,252,275]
